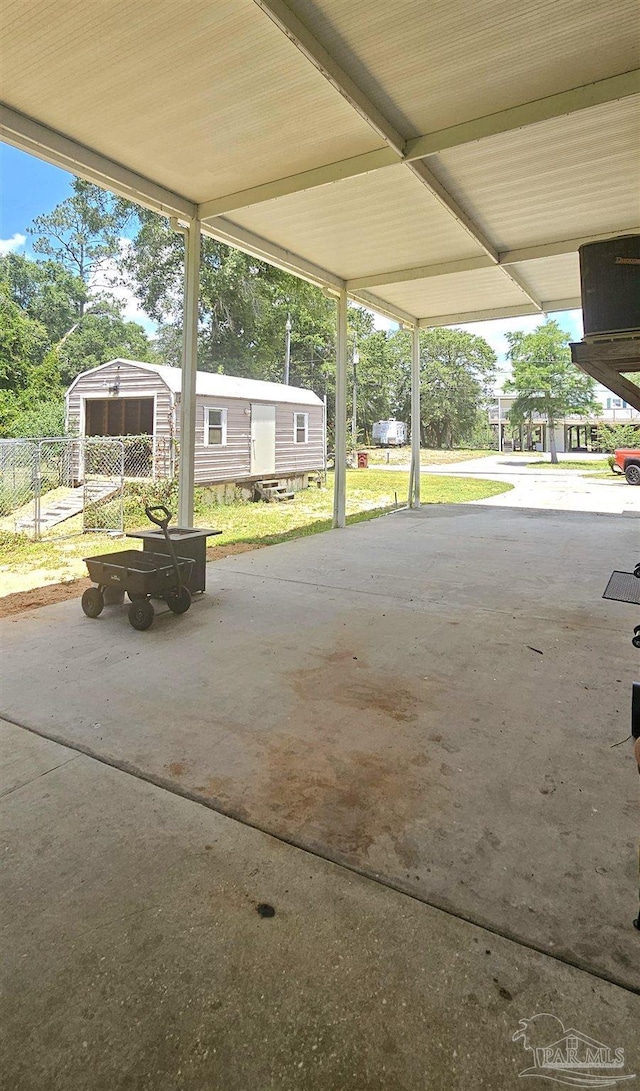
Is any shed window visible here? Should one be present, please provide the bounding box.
[294,412,308,444]
[205,407,227,446]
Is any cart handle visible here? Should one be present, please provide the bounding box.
[145,504,182,593]
[145,505,172,530]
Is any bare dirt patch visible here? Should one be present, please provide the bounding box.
[0,541,262,619]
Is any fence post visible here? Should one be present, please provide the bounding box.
[34,442,42,540]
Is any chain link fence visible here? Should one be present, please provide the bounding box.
[0,435,176,540]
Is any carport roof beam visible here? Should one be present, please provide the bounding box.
[198,75,639,221]
[202,217,345,293]
[252,0,406,156]
[199,148,399,221]
[406,160,543,312]
[348,232,640,289]
[405,70,640,160]
[0,104,197,220]
[418,298,582,327]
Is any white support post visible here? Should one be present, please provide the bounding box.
[333,290,348,529]
[410,326,421,508]
[178,218,201,528]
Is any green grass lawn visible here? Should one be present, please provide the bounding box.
[0,469,512,591]
[526,459,610,471]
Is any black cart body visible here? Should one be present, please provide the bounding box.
[85,550,194,597]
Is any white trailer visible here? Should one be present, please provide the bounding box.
[372,420,407,447]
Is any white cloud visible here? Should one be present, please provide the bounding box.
[0,232,26,256]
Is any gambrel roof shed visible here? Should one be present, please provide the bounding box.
[66,359,323,408]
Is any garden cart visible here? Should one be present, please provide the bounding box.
[82,505,195,630]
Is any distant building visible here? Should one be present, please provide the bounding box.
[488,383,640,453]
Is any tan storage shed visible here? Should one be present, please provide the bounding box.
[65,359,325,490]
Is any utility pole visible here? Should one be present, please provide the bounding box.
[284,313,292,385]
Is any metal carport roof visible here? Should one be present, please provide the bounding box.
[1,0,639,520]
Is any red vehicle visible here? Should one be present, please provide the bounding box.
[613,448,640,484]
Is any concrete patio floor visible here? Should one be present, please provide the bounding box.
[1,720,638,1091]
[1,502,639,1087]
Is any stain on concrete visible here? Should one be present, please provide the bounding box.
[287,651,421,724]
[155,649,456,875]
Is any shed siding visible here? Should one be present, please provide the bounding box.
[275,403,324,475]
[189,397,251,484]
[177,397,324,484]
[67,361,174,441]
[67,362,324,485]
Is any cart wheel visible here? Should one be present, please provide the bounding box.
[633,633,640,650]
[81,587,104,618]
[127,591,146,603]
[165,586,192,614]
[128,599,155,631]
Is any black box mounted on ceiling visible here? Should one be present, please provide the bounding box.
[578,235,640,338]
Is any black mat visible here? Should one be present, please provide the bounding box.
[602,570,640,605]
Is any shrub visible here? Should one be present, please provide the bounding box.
[7,398,66,439]
[596,422,640,453]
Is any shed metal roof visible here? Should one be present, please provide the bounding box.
[66,359,324,407]
[1,0,639,326]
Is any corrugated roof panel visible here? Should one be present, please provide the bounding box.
[286,0,639,135]
[432,97,640,251]
[1,0,382,202]
[2,0,637,328]
[370,266,531,321]
[511,254,582,304]
[228,165,485,279]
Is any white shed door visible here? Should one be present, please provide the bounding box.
[251,404,276,475]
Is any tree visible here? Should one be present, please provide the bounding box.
[352,328,402,442]
[120,209,336,385]
[389,327,496,448]
[0,284,49,392]
[6,398,66,439]
[505,320,598,463]
[0,252,87,341]
[29,179,132,309]
[0,259,155,435]
[55,303,157,385]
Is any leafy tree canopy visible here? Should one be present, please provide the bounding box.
[28,178,132,298]
[0,283,50,392]
[120,210,337,387]
[0,252,86,341]
[389,326,496,448]
[55,302,157,386]
[505,319,598,462]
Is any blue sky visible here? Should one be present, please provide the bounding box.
[1,143,583,374]
[0,144,75,248]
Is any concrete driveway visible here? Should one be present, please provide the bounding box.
[421,453,640,514]
[1,503,639,1088]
